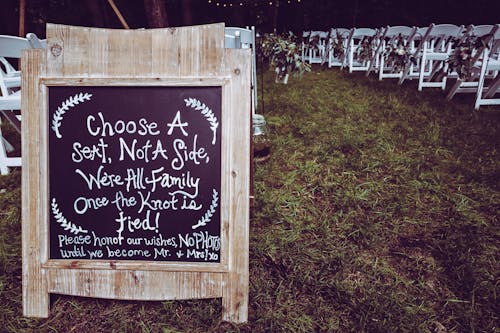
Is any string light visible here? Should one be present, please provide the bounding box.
[207,0,303,6]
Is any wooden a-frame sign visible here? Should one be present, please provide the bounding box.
[22,23,250,323]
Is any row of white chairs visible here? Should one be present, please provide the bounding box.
[301,24,500,110]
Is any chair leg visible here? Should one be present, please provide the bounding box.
[446,79,462,100]
[418,56,427,91]
[0,127,11,175]
[484,75,500,98]
[474,65,488,110]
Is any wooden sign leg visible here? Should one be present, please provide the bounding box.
[221,49,251,323]
[223,271,248,323]
[22,48,49,318]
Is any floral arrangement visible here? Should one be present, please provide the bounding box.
[329,31,345,59]
[258,32,311,82]
[356,36,376,64]
[447,34,489,80]
[303,32,321,54]
[383,34,417,72]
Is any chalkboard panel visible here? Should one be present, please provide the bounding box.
[48,86,222,262]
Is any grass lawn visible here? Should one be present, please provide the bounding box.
[1,66,498,332]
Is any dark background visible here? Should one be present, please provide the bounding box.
[1,0,498,38]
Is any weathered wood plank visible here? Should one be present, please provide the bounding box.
[47,269,225,300]
[24,23,250,322]
[222,48,251,323]
[22,48,49,317]
[43,260,227,272]
[46,23,224,78]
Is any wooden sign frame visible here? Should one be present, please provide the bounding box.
[22,23,250,323]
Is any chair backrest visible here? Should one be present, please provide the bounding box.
[309,31,323,38]
[385,25,416,38]
[426,23,464,38]
[493,24,500,39]
[26,32,46,49]
[414,27,429,41]
[225,27,254,49]
[334,28,351,38]
[467,25,492,37]
[418,23,464,52]
[0,34,44,74]
[319,31,329,39]
[0,35,31,59]
[351,28,377,39]
[465,25,500,66]
[1,33,45,98]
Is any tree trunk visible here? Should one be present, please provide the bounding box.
[144,0,169,28]
[19,0,25,36]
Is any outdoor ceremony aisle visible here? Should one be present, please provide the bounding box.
[1,66,498,332]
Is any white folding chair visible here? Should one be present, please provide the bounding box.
[414,24,465,91]
[0,33,44,174]
[475,38,500,109]
[345,28,378,73]
[328,28,350,68]
[301,31,311,62]
[304,31,328,64]
[446,25,499,101]
[399,26,433,85]
[368,25,417,80]
[225,26,257,116]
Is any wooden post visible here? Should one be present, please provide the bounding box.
[22,48,49,317]
[22,23,250,323]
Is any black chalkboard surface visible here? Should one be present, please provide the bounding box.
[48,86,222,262]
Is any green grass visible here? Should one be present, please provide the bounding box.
[1,66,499,332]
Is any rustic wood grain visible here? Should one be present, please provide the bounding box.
[22,48,49,317]
[23,23,250,322]
[222,48,251,323]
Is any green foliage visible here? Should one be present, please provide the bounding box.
[330,31,346,58]
[447,34,491,80]
[1,68,499,332]
[356,36,377,64]
[383,34,418,73]
[258,32,311,81]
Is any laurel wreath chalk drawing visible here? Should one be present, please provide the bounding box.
[51,198,88,235]
[184,98,219,145]
[192,189,219,230]
[51,92,92,139]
